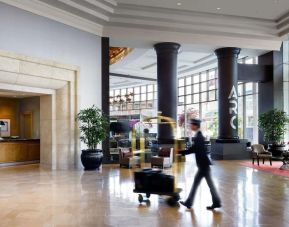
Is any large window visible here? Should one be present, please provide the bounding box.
[283,37,289,140]
[110,57,260,142]
[178,57,259,143]
[238,82,259,143]
[177,69,218,138]
[110,84,157,115]
[238,57,259,144]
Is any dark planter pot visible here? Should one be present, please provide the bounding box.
[268,144,286,159]
[81,149,103,170]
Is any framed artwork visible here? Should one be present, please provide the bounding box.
[0,119,10,137]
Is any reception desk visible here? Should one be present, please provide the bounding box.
[0,139,40,164]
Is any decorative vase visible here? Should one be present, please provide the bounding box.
[81,149,103,170]
[268,144,286,159]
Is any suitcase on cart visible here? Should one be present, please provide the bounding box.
[133,168,181,204]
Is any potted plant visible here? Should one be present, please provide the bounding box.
[77,105,109,170]
[258,109,289,157]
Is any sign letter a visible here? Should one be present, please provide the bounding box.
[228,86,237,99]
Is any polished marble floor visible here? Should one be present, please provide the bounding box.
[0,156,288,227]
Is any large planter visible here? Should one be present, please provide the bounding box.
[268,144,286,159]
[81,149,103,170]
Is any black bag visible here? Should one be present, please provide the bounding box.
[134,169,174,193]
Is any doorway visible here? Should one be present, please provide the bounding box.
[22,111,33,139]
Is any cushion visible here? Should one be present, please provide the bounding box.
[121,148,132,159]
[258,154,272,158]
[123,152,133,158]
[158,148,171,157]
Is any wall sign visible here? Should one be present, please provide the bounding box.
[228,86,238,130]
[0,119,11,137]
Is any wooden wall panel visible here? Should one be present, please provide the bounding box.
[0,98,20,136]
[0,140,40,163]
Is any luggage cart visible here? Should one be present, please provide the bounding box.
[133,168,182,204]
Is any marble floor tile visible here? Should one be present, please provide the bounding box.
[0,158,288,227]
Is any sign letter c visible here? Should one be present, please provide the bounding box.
[230,116,237,130]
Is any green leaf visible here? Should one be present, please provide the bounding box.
[76,105,109,150]
[258,109,289,144]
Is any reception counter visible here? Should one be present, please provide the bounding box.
[0,139,40,164]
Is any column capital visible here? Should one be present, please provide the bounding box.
[214,47,241,58]
[154,42,181,54]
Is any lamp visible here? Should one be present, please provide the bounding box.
[0,121,5,140]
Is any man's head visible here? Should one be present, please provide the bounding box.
[190,119,201,132]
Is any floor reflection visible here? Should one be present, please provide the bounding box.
[0,157,288,227]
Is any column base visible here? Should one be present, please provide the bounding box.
[216,138,240,143]
[211,139,250,160]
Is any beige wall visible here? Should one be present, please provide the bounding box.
[0,50,79,170]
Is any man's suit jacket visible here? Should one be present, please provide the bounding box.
[188,131,212,169]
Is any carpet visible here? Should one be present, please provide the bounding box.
[239,161,289,178]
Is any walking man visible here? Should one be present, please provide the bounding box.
[180,119,221,210]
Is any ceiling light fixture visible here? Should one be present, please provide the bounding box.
[177,2,182,6]
[216,7,221,10]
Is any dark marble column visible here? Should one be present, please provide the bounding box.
[154,42,180,144]
[101,37,110,163]
[215,47,241,143]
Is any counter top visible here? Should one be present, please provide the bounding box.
[0,138,40,143]
[0,139,40,163]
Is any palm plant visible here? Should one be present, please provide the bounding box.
[76,105,109,150]
[258,109,289,145]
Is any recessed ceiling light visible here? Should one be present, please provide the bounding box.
[216,7,221,10]
[177,2,182,6]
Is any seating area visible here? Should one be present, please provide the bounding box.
[110,135,189,169]
[118,147,174,169]
[251,144,272,166]
[151,147,174,169]
[119,148,141,168]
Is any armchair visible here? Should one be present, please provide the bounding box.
[251,144,272,166]
[119,148,141,168]
[151,147,173,169]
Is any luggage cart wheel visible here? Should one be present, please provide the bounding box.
[138,194,144,203]
[173,193,180,202]
[146,193,151,198]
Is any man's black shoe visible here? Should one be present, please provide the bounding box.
[206,204,222,210]
[179,201,191,209]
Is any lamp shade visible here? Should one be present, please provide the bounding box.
[0,121,5,126]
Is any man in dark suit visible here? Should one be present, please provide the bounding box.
[180,119,221,210]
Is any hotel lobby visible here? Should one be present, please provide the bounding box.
[0,0,289,226]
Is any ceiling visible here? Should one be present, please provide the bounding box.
[0,0,286,89]
[117,0,289,20]
[110,76,152,89]
[1,0,288,51]
[0,90,41,98]
[110,47,266,88]
[111,48,212,79]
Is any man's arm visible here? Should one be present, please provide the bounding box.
[181,137,200,156]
